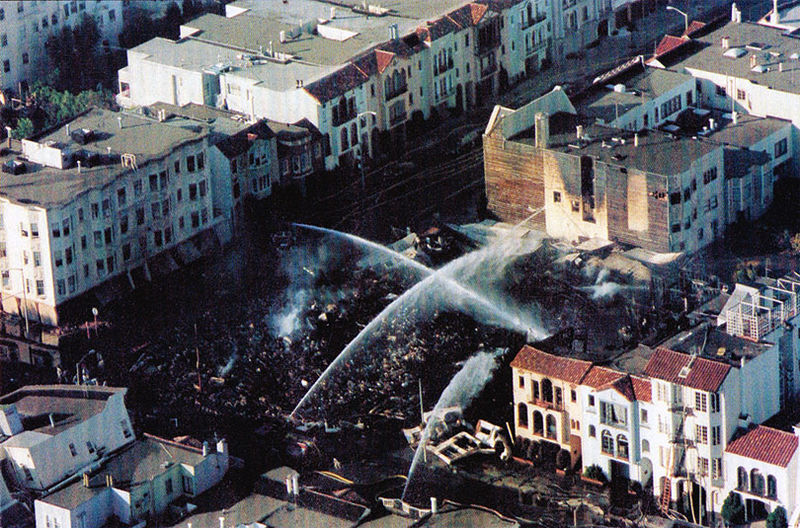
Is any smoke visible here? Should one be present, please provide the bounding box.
[403,349,502,499]
[219,343,239,377]
[589,281,625,300]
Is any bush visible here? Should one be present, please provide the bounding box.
[555,449,571,470]
[767,506,788,528]
[721,491,745,527]
[12,118,34,139]
[582,464,606,482]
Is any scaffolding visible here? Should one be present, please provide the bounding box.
[725,276,800,341]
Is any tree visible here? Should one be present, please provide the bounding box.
[44,14,101,91]
[767,506,788,528]
[160,2,183,40]
[118,10,157,50]
[720,491,745,527]
[182,0,203,20]
[12,118,34,139]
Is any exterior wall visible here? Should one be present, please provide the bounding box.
[581,387,642,482]
[122,49,207,108]
[604,78,697,130]
[723,453,795,518]
[504,0,550,83]
[188,449,229,496]
[35,501,73,528]
[0,136,220,326]
[2,391,134,491]
[483,129,546,229]
[0,0,124,93]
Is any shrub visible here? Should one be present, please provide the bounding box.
[555,449,571,470]
[767,506,788,528]
[582,464,606,482]
[721,491,745,527]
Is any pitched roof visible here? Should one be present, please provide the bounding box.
[631,376,652,402]
[644,348,731,392]
[653,35,690,58]
[510,345,592,384]
[587,367,651,403]
[375,49,395,74]
[448,3,488,28]
[582,366,622,388]
[304,63,369,103]
[683,20,707,38]
[726,426,799,467]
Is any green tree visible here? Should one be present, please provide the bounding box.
[767,506,788,528]
[12,118,34,139]
[720,491,745,527]
[118,10,156,49]
[44,14,101,91]
[160,2,183,40]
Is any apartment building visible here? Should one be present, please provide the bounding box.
[0,0,123,93]
[0,385,135,494]
[34,434,229,528]
[484,76,793,255]
[116,0,553,170]
[0,108,222,326]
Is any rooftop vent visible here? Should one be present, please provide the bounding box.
[721,36,730,49]
[613,83,626,93]
[2,159,26,175]
[746,42,767,51]
[723,47,747,59]
[678,365,690,378]
[71,128,95,145]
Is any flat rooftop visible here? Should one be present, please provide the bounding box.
[661,323,773,364]
[0,385,124,437]
[0,108,207,207]
[42,436,206,509]
[666,20,800,95]
[576,68,694,124]
[511,114,720,175]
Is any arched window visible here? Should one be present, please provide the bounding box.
[546,414,558,440]
[555,387,563,407]
[617,435,629,460]
[541,378,553,402]
[517,402,528,428]
[601,430,614,455]
[737,467,747,490]
[340,128,349,151]
[350,123,358,146]
[533,411,544,435]
[767,475,777,499]
[532,380,540,400]
[588,425,596,437]
[642,439,650,453]
[750,469,765,496]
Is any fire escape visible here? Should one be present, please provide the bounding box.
[660,368,695,516]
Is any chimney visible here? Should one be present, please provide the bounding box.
[732,111,738,124]
[269,41,274,56]
[634,132,639,147]
[216,438,228,455]
[780,62,784,72]
[771,0,780,24]
[330,6,336,19]
[721,36,730,49]
[202,441,209,457]
[576,125,583,140]
[430,497,439,514]
[709,118,715,130]
[66,123,71,137]
[83,473,89,487]
[732,2,741,23]
[5,126,11,148]
[280,30,287,43]
[750,54,757,68]
[389,24,399,41]
[117,116,123,129]
[534,112,550,149]
[77,160,82,174]
[285,475,293,496]
[49,413,55,428]
[291,474,299,496]
[218,517,225,528]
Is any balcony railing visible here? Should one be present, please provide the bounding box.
[332,111,356,128]
[521,13,547,30]
[385,84,408,101]
[433,58,454,76]
[480,62,497,78]
[389,111,407,127]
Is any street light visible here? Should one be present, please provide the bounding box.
[666,6,689,34]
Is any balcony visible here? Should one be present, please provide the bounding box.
[384,84,407,102]
[526,40,547,57]
[332,110,356,128]
[389,111,407,127]
[528,397,564,412]
[433,58,454,76]
[521,13,547,30]
[480,61,497,78]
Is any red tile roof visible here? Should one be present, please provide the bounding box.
[582,366,622,388]
[726,426,799,468]
[510,345,592,384]
[654,35,690,58]
[644,348,730,392]
[683,20,706,38]
[305,63,368,103]
[375,49,395,74]
[631,376,652,402]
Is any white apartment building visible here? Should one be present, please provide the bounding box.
[0,108,223,326]
[117,0,552,170]
[0,0,123,93]
[34,434,229,528]
[0,385,134,494]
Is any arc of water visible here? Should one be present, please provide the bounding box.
[289,223,548,420]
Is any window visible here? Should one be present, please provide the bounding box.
[199,180,207,197]
[30,222,39,238]
[134,180,143,197]
[189,184,197,201]
[122,243,131,261]
[695,424,708,444]
[165,477,173,495]
[109,9,116,21]
[640,409,648,424]
[589,425,596,437]
[96,259,104,275]
[154,230,163,247]
[104,228,112,245]
[117,188,126,207]
[62,219,70,236]
[517,402,528,428]
[159,171,167,190]
[162,199,171,217]
[197,153,204,170]
[601,430,614,454]
[588,394,595,406]
[518,375,525,388]
[698,456,709,476]
[716,84,725,96]
[68,275,75,293]
[617,435,629,460]
[121,420,132,438]
[65,248,72,265]
[120,215,128,234]
[775,138,788,158]
[768,475,777,498]
[670,192,681,205]
[187,155,196,172]
[149,174,158,192]
[2,271,9,289]
[136,208,145,225]
[710,392,720,413]
[712,425,721,446]
[702,167,718,185]
[102,199,111,218]
[81,235,86,250]
[642,439,650,452]
[0,8,4,20]
[69,443,77,456]
[736,88,746,101]
[553,191,561,202]
[183,475,193,494]
[52,224,60,238]
[0,34,6,48]
[17,2,23,13]
[599,401,627,427]
[86,442,95,454]
[54,251,63,267]
[571,389,576,402]
[37,280,45,296]
[174,160,181,174]
[695,391,707,412]
[151,202,160,219]
[712,458,721,480]
[91,203,99,219]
